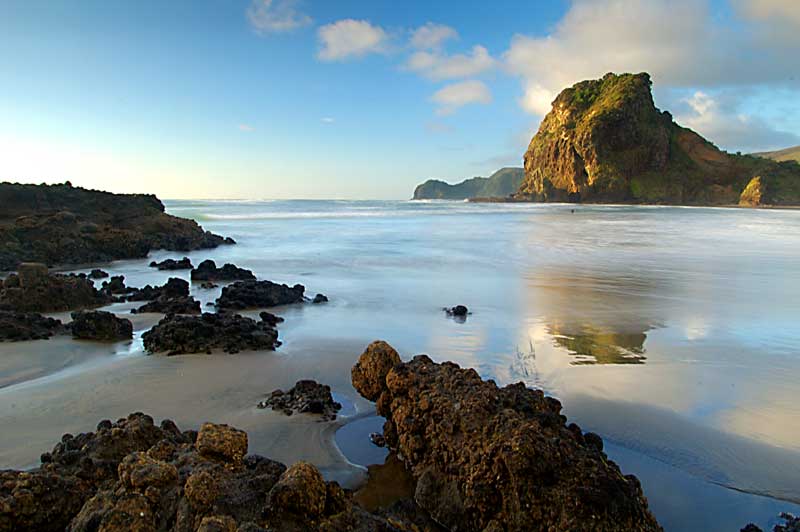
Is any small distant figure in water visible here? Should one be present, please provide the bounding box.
[444,305,470,323]
[571,209,575,213]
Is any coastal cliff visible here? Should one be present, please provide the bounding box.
[414,167,524,200]
[0,182,232,270]
[518,73,800,206]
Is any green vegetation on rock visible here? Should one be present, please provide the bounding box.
[519,72,800,206]
[413,167,524,200]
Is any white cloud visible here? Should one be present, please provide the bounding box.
[246,0,312,35]
[317,19,389,61]
[321,117,335,124]
[410,23,458,50]
[238,124,255,132]
[674,91,800,152]
[406,45,496,81]
[734,0,800,26]
[431,80,492,116]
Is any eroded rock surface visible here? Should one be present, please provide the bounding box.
[258,380,342,421]
[142,312,281,355]
[351,341,662,532]
[191,260,255,282]
[0,182,232,271]
[69,310,133,341]
[0,310,65,341]
[0,263,111,312]
[0,413,406,532]
[150,256,193,270]
[216,280,305,310]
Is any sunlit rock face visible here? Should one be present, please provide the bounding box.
[519,72,800,205]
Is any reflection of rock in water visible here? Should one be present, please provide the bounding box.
[511,337,544,385]
[550,324,647,365]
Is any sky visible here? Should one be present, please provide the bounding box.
[0,0,798,199]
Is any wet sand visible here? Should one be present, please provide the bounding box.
[0,329,374,487]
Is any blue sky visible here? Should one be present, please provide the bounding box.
[1,0,798,199]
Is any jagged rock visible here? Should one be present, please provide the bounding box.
[126,277,189,302]
[131,295,201,315]
[0,182,233,271]
[142,312,281,355]
[100,275,129,296]
[444,305,468,317]
[216,280,305,310]
[257,380,342,421]
[149,256,193,270]
[369,433,386,448]
[88,268,109,279]
[311,293,329,304]
[191,259,255,282]
[519,72,800,206]
[0,310,65,341]
[742,513,800,532]
[0,264,111,312]
[258,311,284,327]
[200,281,219,289]
[69,310,133,341]
[351,341,662,532]
[0,413,412,531]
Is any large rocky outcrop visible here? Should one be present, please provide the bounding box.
[215,280,305,309]
[69,310,133,341]
[413,168,524,200]
[0,310,65,341]
[519,73,800,206]
[351,341,662,532]
[0,182,233,271]
[0,263,110,312]
[0,413,410,531]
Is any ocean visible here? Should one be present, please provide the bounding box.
[2,199,800,531]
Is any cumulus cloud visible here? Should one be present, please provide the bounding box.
[410,23,458,50]
[317,19,389,61]
[431,80,492,116]
[674,91,800,152]
[246,0,312,34]
[407,45,496,81]
[321,117,335,124]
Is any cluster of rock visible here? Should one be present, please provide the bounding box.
[149,257,193,270]
[216,280,306,309]
[257,380,342,421]
[0,263,110,313]
[126,277,202,315]
[443,305,468,317]
[191,259,255,282]
[69,310,133,341]
[742,514,800,532]
[0,413,411,531]
[0,310,65,341]
[142,312,281,355]
[0,182,234,271]
[351,341,662,531]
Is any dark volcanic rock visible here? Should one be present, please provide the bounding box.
[191,259,255,282]
[200,281,219,289]
[142,312,281,355]
[257,380,342,421]
[311,293,329,304]
[149,256,193,270]
[519,72,800,206]
[0,413,405,531]
[0,182,233,271]
[0,263,111,312]
[216,280,305,310]
[351,340,662,532]
[126,277,190,302]
[69,310,133,341]
[259,311,284,327]
[100,275,129,296]
[742,513,800,532]
[88,268,108,279]
[132,295,201,315]
[444,305,468,317]
[0,310,65,341]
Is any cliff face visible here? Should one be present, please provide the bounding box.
[519,73,800,205]
[414,167,524,199]
[0,182,232,271]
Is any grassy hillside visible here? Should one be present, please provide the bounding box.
[413,167,524,199]
[753,146,800,163]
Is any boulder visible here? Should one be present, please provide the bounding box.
[196,423,248,463]
[444,305,468,317]
[311,293,329,304]
[131,295,201,315]
[0,265,111,312]
[142,312,281,355]
[0,311,65,341]
[69,310,133,341]
[148,256,193,270]
[88,268,109,279]
[351,341,662,532]
[216,280,305,310]
[267,462,327,518]
[191,259,255,282]
[257,380,342,421]
[126,277,189,301]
